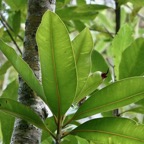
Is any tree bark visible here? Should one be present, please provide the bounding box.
[10,0,56,143]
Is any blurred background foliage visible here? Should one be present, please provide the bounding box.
[0,0,144,143]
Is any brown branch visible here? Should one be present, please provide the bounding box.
[113,0,121,117]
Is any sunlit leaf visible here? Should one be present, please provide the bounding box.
[72,28,93,102]
[73,77,144,120]
[71,117,144,144]
[111,24,134,79]
[36,11,77,116]
[0,98,47,131]
[0,40,46,102]
[119,38,144,79]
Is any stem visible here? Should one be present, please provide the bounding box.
[0,17,22,55]
[113,0,121,117]
[0,12,23,41]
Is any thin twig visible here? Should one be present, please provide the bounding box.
[0,17,22,55]
[0,12,23,41]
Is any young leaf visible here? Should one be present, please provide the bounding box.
[36,11,77,117]
[0,40,46,102]
[73,77,144,120]
[71,117,144,144]
[91,50,111,83]
[119,38,144,79]
[72,28,93,102]
[0,98,48,132]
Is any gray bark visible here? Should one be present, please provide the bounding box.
[10,0,56,143]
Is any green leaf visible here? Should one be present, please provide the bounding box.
[118,0,144,8]
[0,40,46,102]
[56,4,108,21]
[111,24,134,79]
[73,20,85,32]
[73,77,144,120]
[122,106,144,114]
[0,112,14,144]
[91,50,111,82]
[12,11,21,35]
[72,28,93,102]
[71,117,144,144]
[62,135,78,144]
[4,0,27,10]
[77,0,86,5]
[0,98,47,131]
[119,38,144,79]
[0,61,11,76]
[1,80,18,99]
[76,136,89,144]
[0,80,18,144]
[36,11,77,116]
[75,72,103,103]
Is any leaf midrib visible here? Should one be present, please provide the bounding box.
[72,129,144,142]
[74,91,144,119]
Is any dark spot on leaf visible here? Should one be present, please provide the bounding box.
[5,100,7,103]
[101,69,109,79]
[0,103,1,106]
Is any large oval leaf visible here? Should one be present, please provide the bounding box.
[73,77,144,120]
[0,40,46,102]
[36,11,77,117]
[72,28,93,102]
[71,117,144,144]
[0,98,48,132]
[119,38,144,79]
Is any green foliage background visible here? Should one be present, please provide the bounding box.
[0,0,144,143]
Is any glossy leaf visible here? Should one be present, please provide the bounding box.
[71,117,144,144]
[119,38,144,79]
[111,24,134,79]
[36,11,77,116]
[73,77,144,120]
[0,40,46,101]
[72,28,93,102]
[0,98,47,131]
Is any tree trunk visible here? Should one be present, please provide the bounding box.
[10,0,56,143]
